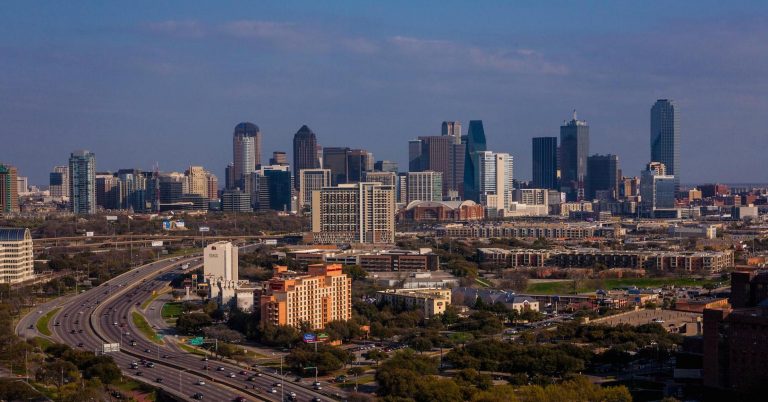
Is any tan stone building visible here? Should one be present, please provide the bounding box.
[375,288,452,317]
[0,228,34,284]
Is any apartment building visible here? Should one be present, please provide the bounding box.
[0,228,34,284]
[375,288,452,317]
[437,222,599,239]
[260,264,352,330]
[311,182,396,244]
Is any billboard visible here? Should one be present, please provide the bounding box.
[103,343,120,353]
[264,239,277,246]
[199,226,210,232]
[86,231,94,237]
[106,215,118,221]
[151,241,163,247]
[303,333,317,343]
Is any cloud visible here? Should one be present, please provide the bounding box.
[388,35,568,75]
[145,20,205,38]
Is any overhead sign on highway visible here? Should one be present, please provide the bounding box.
[86,231,94,237]
[103,343,120,353]
[188,337,204,346]
[151,240,163,247]
[199,226,210,232]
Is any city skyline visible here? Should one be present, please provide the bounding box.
[3,2,768,185]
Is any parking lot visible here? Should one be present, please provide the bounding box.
[592,309,701,330]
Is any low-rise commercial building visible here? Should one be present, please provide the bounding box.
[375,288,452,317]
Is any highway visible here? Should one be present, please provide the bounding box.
[18,251,343,402]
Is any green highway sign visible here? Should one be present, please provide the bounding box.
[188,336,204,346]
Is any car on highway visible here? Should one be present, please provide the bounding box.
[227,372,236,378]
[130,341,137,346]
[269,388,277,394]
[77,342,84,347]
[196,380,205,385]
[155,377,163,383]
[216,366,225,371]
[192,393,204,400]
[144,348,151,353]
[146,362,155,368]
[234,397,246,402]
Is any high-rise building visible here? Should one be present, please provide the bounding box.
[203,241,239,305]
[532,137,558,189]
[49,166,69,199]
[116,169,147,211]
[0,228,34,283]
[406,171,443,203]
[95,173,121,210]
[651,99,680,192]
[322,147,350,185]
[185,166,209,198]
[311,182,396,244]
[476,151,514,210]
[221,188,252,212]
[412,135,465,197]
[258,169,292,212]
[0,164,19,213]
[260,264,351,330]
[647,161,666,176]
[463,120,487,202]
[293,125,320,189]
[586,154,619,200]
[408,139,422,172]
[640,162,676,217]
[232,122,261,189]
[206,172,218,201]
[347,149,374,183]
[364,171,397,187]
[559,111,589,201]
[269,151,288,166]
[69,150,96,214]
[299,169,331,212]
[374,160,398,173]
[441,121,462,144]
[225,163,235,190]
[16,177,28,195]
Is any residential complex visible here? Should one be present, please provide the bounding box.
[260,264,351,329]
[375,288,452,317]
[311,182,395,244]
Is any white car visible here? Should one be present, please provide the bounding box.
[197,380,205,386]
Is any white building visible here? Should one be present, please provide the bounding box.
[0,228,34,284]
[204,241,239,306]
[476,151,513,212]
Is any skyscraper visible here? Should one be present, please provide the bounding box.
[651,99,680,192]
[0,163,19,213]
[532,137,558,189]
[49,166,69,199]
[640,162,676,217]
[269,151,288,166]
[96,173,121,210]
[293,125,320,189]
[463,120,487,202]
[559,111,589,201]
[232,122,261,189]
[441,121,462,144]
[311,182,396,244]
[322,147,350,185]
[408,139,422,172]
[406,171,443,203]
[476,151,514,210]
[586,154,619,200]
[69,150,96,214]
[299,168,331,212]
[347,149,374,183]
[374,160,398,173]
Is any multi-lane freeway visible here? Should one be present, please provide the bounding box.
[18,252,344,402]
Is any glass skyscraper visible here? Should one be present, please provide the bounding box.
[651,99,680,192]
[69,149,96,214]
[462,120,487,202]
[292,125,320,189]
[232,122,261,189]
[559,111,589,201]
[531,137,558,189]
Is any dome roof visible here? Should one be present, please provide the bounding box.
[233,122,260,136]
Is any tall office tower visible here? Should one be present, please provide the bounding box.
[364,171,397,186]
[374,160,398,172]
[95,173,121,210]
[347,149,374,183]
[413,136,465,197]
[203,241,239,304]
[651,99,680,192]
[0,164,19,213]
[293,125,320,190]
[408,139,423,171]
[206,173,219,201]
[68,150,96,214]
[257,169,292,212]
[397,173,408,204]
[532,137,558,189]
[316,144,324,167]
[260,264,351,330]
[441,121,462,144]
[559,111,589,201]
[322,147,350,185]
[270,151,288,166]
[16,177,28,195]
[406,171,443,202]
[311,182,396,244]
[463,120,487,202]
[0,228,34,284]
[476,151,514,210]
[232,122,261,189]
[116,169,147,211]
[586,154,620,200]
[185,166,209,197]
[299,168,331,212]
[158,172,185,205]
[225,163,235,190]
[619,176,641,199]
[640,163,676,217]
[49,166,69,198]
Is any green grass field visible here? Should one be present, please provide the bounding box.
[36,307,61,336]
[131,311,162,344]
[140,291,160,310]
[161,302,183,320]
[526,277,719,295]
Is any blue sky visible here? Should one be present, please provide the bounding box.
[2,1,768,186]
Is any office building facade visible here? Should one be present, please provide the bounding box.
[69,150,96,214]
[293,125,320,189]
[232,122,261,189]
[204,241,239,305]
[640,163,676,217]
[586,154,619,200]
[406,171,443,203]
[559,111,589,201]
[311,182,396,244]
[651,99,680,192]
[0,228,34,284]
[49,166,69,198]
[532,137,558,189]
[463,120,487,202]
[476,151,514,210]
[299,169,331,212]
[441,121,462,144]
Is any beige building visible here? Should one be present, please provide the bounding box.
[299,168,331,212]
[206,172,219,200]
[311,182,396,244]
[204,241,239,305]
[185,166,208,198]
[260,264,351,330]
[0,228,34,284]
[375,288,452,317]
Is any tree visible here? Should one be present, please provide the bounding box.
[176,312,212,334]
[343,265,368,281]
[364,349,388,366]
